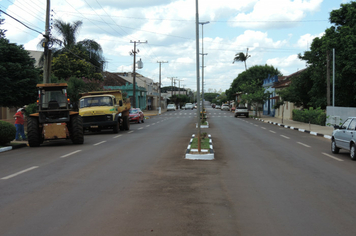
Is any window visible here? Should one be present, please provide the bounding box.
[342,118,352,129]
[348,119,356,130]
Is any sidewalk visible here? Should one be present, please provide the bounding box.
[255,115,334,139]
[144,108,167,117]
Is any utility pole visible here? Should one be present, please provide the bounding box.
[327,50,330,106]
[130,40,147,108]
[43,0,51,83]
[168,77,177,97]
[333,48,335,107]
[157,61,168,113]
[199,21,209,113]
[177,79,184,95]
[195,0,201,152]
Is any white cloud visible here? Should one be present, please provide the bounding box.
[229,0,323,29]
[266,54,306,75]
[296,32,325,49]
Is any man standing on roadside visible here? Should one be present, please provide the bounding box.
[13,108,27,141]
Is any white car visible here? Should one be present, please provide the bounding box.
[221,104,230,111]
[332,117,356,160]
[235,106,249,117]
[167,104,176,111]
[185,103,194,110]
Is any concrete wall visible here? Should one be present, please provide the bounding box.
[326,106,356,126]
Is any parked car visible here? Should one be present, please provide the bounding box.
[129,108,144,123]
[181,105,185,110]
[215,105,221,109]
[185,103,194,110]
[167,104,176,111]
[235,106,249,117]
[221,104,230,111]
[331,117,356,160]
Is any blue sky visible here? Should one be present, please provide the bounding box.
[0,0,351,92]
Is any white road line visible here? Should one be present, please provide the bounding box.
[113,135,122,138]
[1,166,39,180]
[146,125,150,127]
[94,141,106,146]
[128,131,134,134]
[297,142,311,148]
[261,127,266,130]
[269,130,276,133]
[254,125,259,127]
[138,127,143,130]
[60,150,82,158]
[281,135,290,139]
[322,152,344,162]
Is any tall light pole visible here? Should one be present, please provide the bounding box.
[199,21,209,113]
[195,0,201,152]
[157,61,168,113]
[130,40,147,108]
[43,0,51,83]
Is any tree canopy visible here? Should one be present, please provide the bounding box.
[0,38,40,107]
[226,64,281,101]
[299,1,356,108]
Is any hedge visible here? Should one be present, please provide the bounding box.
[0,121,16,145]
[292,107,326,126]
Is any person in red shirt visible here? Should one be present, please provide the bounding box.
[13,108,27,141]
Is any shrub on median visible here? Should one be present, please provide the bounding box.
[0,121,16,145]
[292,107,326,126]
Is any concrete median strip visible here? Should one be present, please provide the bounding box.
[185,134,214,160]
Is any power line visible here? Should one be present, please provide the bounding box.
[0,9,44,36]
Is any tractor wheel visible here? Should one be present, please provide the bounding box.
[70,115,84,144]
[123,116,130,130]
[27,116,41,147]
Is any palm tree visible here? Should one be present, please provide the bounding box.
[38,19,105,72]
[233,48,251,70]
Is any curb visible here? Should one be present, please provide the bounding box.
[254,118,332,140]
[0,143,28,153]
[185,134,214,160]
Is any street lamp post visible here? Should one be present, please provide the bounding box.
[199,21,209,113]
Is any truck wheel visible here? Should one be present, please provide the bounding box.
[123,116,130,130]
[27,116,41,147]
[113,120,119,133]
[70,115,84,144]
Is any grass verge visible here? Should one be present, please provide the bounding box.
[191,137,210,149]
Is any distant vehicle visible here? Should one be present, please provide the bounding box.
[167,104,176,111]
[231,106,236,112]
[181,105,185,110]
[211,103,216,108]
[129,108,144,123]
[331,117,356,160]
[185,103,194,110]
[215,105,221,109]
[235,106,249,118]
[221,104,230,111]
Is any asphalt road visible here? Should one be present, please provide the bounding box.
[1,105,356,235]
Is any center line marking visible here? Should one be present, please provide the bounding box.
[61,150,82,158]
[94,141,106,146]
[297,142,311,148]
[138,127,143,130]
[322,152,343,162]
[281,135,290,139]
[128,131,134,134]
[269,130,276,133]
[146,125,150,127]
[261,127,266,130]
[113,135,122,138]
[1,166,39,180]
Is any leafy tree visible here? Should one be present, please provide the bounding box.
[299,1,356,108]
[240,81,271,117]
[233,48,251,70]
[203,93,219,103]
[226,64,281,101]
[0,38,40,108]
